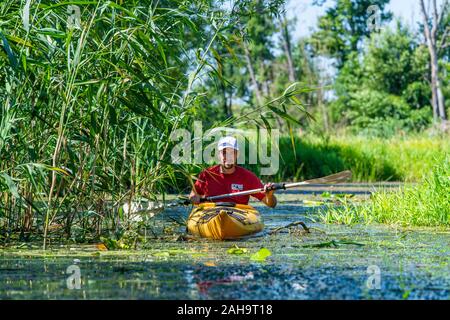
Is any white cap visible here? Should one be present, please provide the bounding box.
[217,136,239,151]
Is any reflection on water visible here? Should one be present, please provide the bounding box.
[0,185,449,299]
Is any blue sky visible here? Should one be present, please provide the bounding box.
[287,0,446,40]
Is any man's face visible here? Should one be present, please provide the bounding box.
[219,147,238,169]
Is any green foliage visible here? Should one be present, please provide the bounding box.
[321,158,450,227]
[1,0,448,243]
[331,23,433,135]
[196,0,319,134]
[250,247,271,261]
[0,0,301,244]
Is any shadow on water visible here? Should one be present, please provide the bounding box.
[0,185,449,300]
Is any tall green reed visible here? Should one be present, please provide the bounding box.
[0,0,307,246]
[0,0,232,246]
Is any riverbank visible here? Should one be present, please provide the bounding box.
[320,159,450,227]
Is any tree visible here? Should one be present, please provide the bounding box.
[419,0,448,121]
[331,23,433,135]
[279,8,296,82]
[242,0,279,106]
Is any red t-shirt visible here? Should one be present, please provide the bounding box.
[194,165,265,204]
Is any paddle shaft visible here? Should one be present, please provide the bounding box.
[203,182,301,201]
[202,170,352,202]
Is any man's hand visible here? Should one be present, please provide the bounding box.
[264,182,276,194]
[262,182,277,208]
[189,191,201,204]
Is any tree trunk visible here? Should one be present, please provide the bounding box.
[431,49,447,120]
[430,49,440,121]
[259,59,270,97]
[280,12,296,82]
[419,0,448,121]
[221,80,231,118]
[242,40,263,106]
[436,74,446,120]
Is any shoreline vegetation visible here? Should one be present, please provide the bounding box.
[320,157,450,227]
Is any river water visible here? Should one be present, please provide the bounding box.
[0,184,448,299]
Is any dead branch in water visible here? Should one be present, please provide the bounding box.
[269,221,310,234]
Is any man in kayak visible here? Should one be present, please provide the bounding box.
[189,136,277,207]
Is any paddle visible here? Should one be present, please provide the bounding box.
[202,170,352,201]
[123,170,352,215]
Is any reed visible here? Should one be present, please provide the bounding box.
[0,0,306,246]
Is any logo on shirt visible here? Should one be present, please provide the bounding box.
[231,184,244,191]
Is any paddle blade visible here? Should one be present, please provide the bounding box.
[303,170,352,184]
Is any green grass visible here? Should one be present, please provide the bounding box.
[320,158,450,227]
[251,134,450,182]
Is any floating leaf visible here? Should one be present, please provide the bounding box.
[152,249,197,257]
[250,248,271,262]
[227,245,248,255]
[336,239,364,246]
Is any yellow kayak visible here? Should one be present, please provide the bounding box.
[187,202,264,240]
